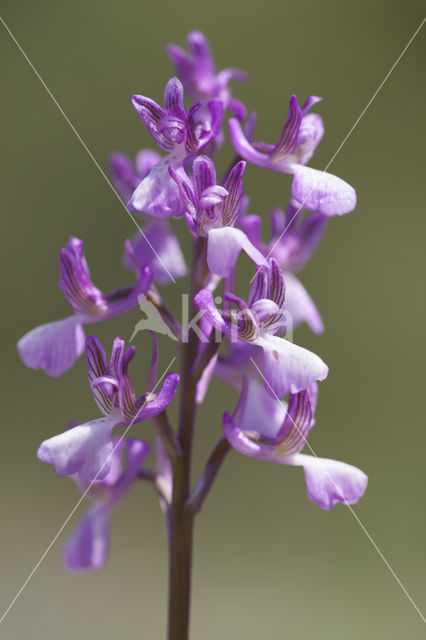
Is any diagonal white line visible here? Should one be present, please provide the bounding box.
[0,15,176,284]
[253,16,426,281]
[249,356,426,624]
[0,357,176,625]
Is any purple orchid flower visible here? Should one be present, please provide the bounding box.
[64,437,149,571]
[170,154,264,276]
[129,77,223,218]
[223,377,368,510]
[195,259,328,398]
[17,238,153,377]
[109,148,187,284]
[239,201,329,333]
[37,335,179,482]
[228,96,357,216]
[167,31,247,119]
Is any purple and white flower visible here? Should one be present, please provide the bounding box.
[228,96,357,216]
[18,238,153,376]
[239,201,329,333]
[223,377,368,510]
[129,77,223,217]
[195,259,328,398]
[170,154,264,276]
[37,335,179,481]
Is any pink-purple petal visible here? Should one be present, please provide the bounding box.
[291,454,368,510]
[164,77,187,121]
[64,505,110,571]
[129,157,186,218]
[18,317,86,378]
[194,289,226,333]
[284,273,324,334]
[132,95,172,152]
[124,220,187,285]
[135,373,180,423]
[228,118,274,169]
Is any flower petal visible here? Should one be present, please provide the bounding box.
[135,373,180,422]
[284,273,324,334]
[109,153,139,202]
[124,220,187,285]
[228,118,273,169]
[293,113,324,165]
[260,334,328,398]
[132,95,172,152]
[207,227,265,277]
[222,160,246,226]
[195,352,218,404]
[238,214,263,250]
[197,99,224,150]
[193,155,217,201]
[155,437,172,516]
[129,157,186,218]
[235,377,287,438]
[113,438,150,499]
[194,289,226,333]
[135,149,162,178]
[291,454,368,510]
[63,505,110,571]
[291,165,357,216]
[86,335,114,416]
[59,237,107,315]
[18,317,85,377]
[270,95,302,161]
[37,417,116,481]
[164,77,187,121]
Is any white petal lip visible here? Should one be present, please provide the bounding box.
[259,334,328,399]
[291,165,357,216]
[207,227,265,277]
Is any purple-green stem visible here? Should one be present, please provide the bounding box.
[159,237,226,640]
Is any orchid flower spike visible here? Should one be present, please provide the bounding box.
[228,96,357,216]
[223,378,368,509]
[195,258,328,398]
[37,335,179,482]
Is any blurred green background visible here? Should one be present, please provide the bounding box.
[1,1,425,638]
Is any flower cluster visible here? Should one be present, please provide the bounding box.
[18,31,367,572]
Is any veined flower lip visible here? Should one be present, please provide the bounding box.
[222,378,368,510]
